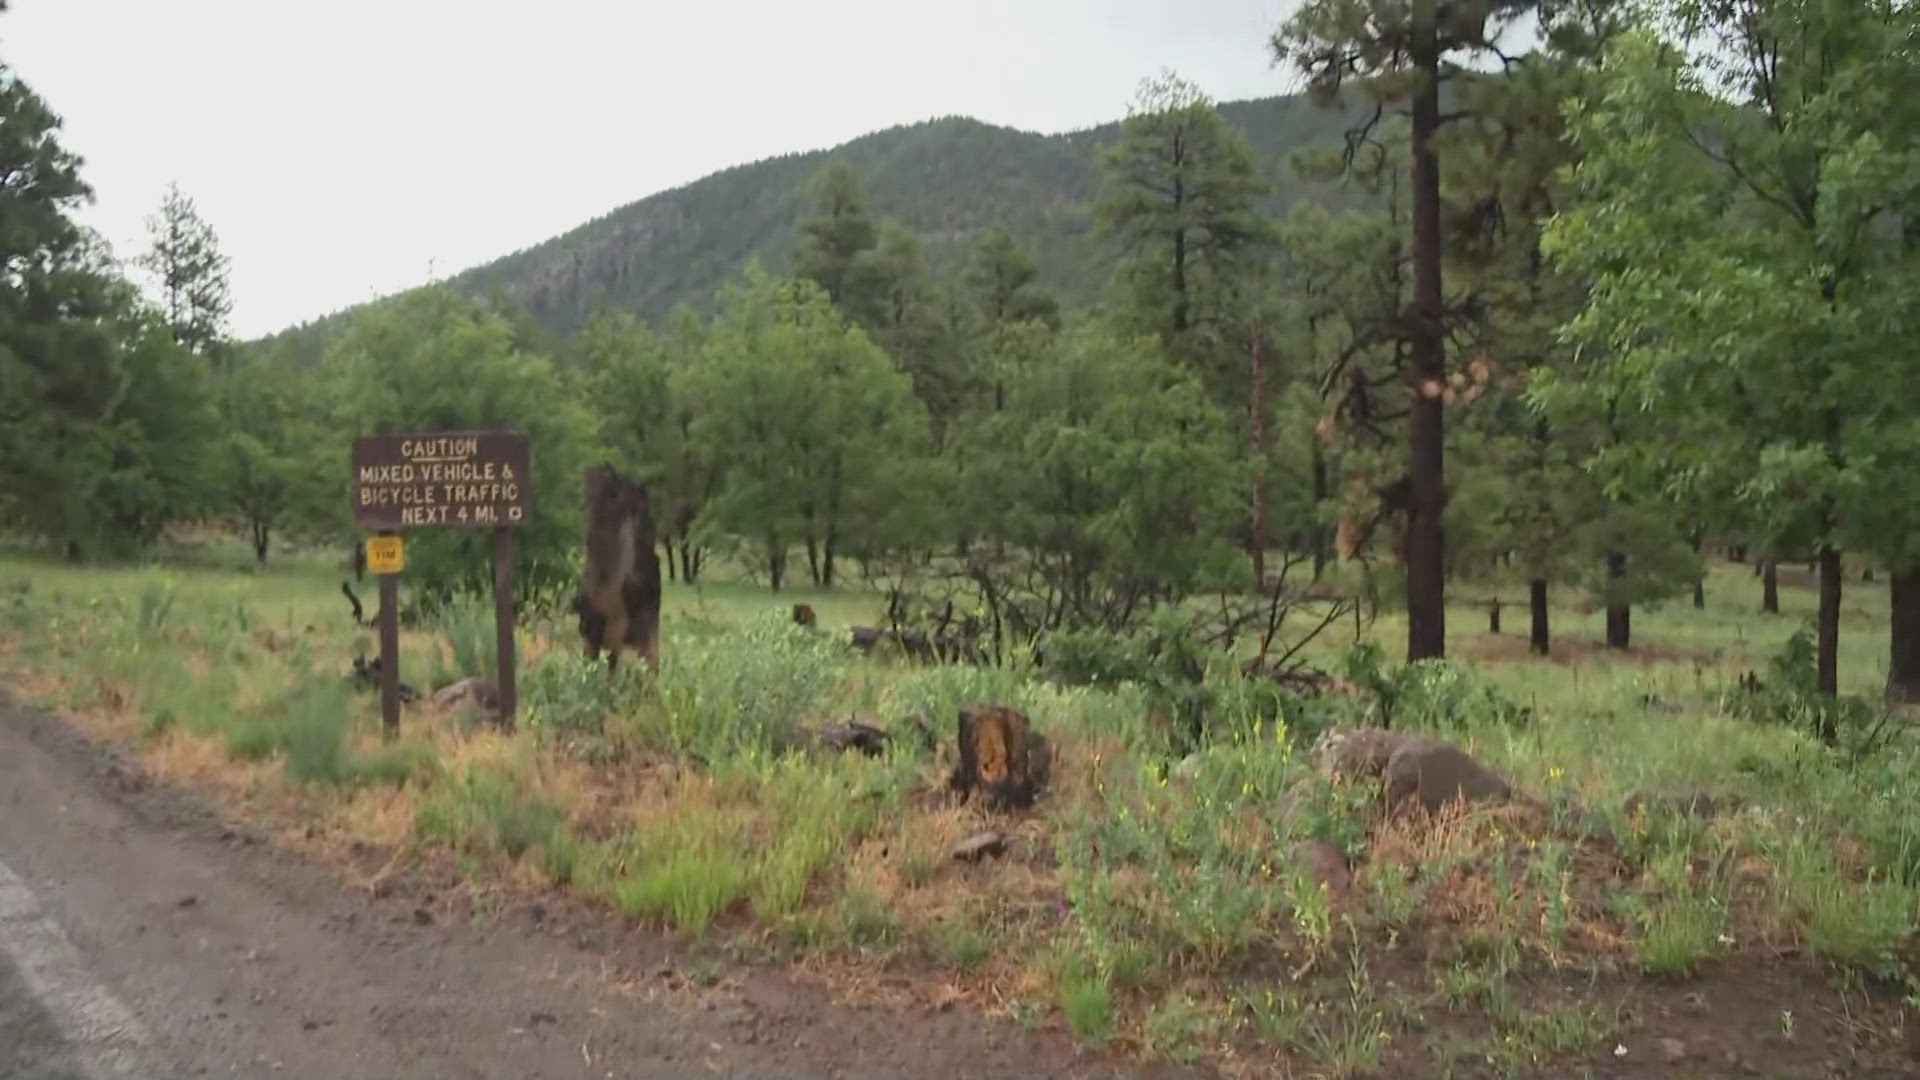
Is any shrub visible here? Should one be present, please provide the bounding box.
[522,647,646,750]
[644,611,846,760]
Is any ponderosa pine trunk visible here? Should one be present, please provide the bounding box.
[767,536,786,592]
[1761,561,1780,614]
[1488,598,1501,635]
[1404,5,1448,662]
[1816,545,1842,706]
[1529,579,1549,656]
[1889,567,1920,704]
[1606,552,1630,649]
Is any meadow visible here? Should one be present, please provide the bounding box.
[1,537,1914,1078]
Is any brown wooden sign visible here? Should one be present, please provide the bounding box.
[352,430,530,530]
[351,428,529,736]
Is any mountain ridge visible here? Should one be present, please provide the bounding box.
[256,92,1369,355]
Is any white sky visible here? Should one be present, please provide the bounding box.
[3,0,1307,338]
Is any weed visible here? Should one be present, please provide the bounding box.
[935,921,992,972]
[415,763,566,864]
[1060,974,1113,1041]
[429,591,498,687]
[1141,990,1213,1064]
[614,848,747,937]
[1623,849,1726,977]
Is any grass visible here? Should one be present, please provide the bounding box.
[2,536,1917,1077]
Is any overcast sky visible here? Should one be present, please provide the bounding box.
[4,0,1309,338]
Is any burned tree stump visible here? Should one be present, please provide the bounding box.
[577,464,663,674]
[949,705,1051,811]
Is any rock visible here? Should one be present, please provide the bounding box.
[177,894,199,909]
[1659,1037,1688,1063]
[1383,739,1512,816]
[817,719,890,757]
[1314,727,1419,781]
[951,831,1007,862]
[1288,839,1352,899]
[1623,789,1736,820]
[429,676,499,714]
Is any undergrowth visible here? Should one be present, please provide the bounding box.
[3,557,1917,1077]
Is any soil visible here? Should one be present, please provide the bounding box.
[0,686,1198,1080]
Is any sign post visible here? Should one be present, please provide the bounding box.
[374,532,402,737]
[353,430,531,732]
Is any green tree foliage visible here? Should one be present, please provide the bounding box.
[951,319,1246,639]
[791,162,888,326]
[675,263,936,590]
[1094,71,1271,377]
[964,226,1059,330]
[573,304,722,583]
[319,285,595,606]
[218,343,329,564]
[0,63,214,559]
[1539,0,1920,708]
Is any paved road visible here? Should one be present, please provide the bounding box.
[0,686,1174,1080]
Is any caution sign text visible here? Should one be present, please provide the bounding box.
[353,430,531,530]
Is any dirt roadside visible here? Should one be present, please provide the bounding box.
[0,687,1204,1080]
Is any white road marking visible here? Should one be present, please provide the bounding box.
[0,857,151,1079]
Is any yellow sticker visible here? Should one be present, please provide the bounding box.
[366,535,404,575]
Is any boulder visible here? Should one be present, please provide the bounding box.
[1314,726,1420,781]
[1382,739,1512,816]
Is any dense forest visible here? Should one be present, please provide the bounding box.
[3,0,1917,724]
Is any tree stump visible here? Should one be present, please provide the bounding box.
[949,705,1051,811]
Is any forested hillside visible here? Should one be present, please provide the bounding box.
[254,94,1363,353]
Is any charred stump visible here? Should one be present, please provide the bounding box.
[578,464,663,674]
[949,705,1050,811]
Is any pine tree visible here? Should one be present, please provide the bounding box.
[1273,0,1541,661]
[137,182,232,362]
